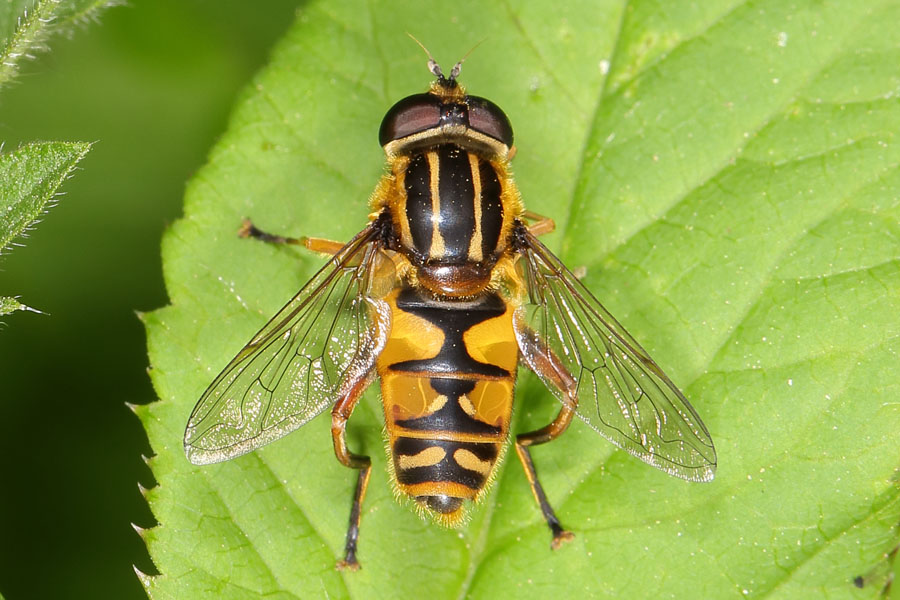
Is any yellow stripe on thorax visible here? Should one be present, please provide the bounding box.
[468,152,484,262]
[427,150,445,260]
[390,156,415,251]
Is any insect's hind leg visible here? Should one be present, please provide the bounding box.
[331,372,376,570]
[514,327,580,548]
[515,407,576,549]
[239,218,345,256]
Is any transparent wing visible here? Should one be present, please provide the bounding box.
[515,230,716,481]
[184,225,393,465]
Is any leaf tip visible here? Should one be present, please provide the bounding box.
[0,296,44,316]
[131,522,147,538]
[133,564,155,590]
[137,480,152,498]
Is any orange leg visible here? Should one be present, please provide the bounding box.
[521,210,556,237]
[303,237,348,256]
[515,328,579,548]
[331,372,376,571]
[239,218,345,256]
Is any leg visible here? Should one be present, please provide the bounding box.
[331,373,375,570]
[521,210,556,237]
[515,328,579,548]
[238,218,345,256]
[515,406,577,549]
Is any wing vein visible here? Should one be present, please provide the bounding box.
[184,224,393,465]
[516,227,716,481]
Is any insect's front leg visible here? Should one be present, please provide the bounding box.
[520,210,556,238]
[515,328,579,549]
[238,218,346,256]
[331,371,376,571]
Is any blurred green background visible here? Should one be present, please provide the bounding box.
[0,1,301,598]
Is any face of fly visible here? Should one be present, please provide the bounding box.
[378,60,514,161]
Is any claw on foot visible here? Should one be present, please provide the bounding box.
[550,530,575,550]
[237,218,255,238]
[336,558,361,572]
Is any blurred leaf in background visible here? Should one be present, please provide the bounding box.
[141,0,900,598]
[0,141,90,314]
[0,0,114,86]
[0,0,108,314]
[0,1,301,599]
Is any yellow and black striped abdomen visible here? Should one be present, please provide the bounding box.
[375,286,518,524]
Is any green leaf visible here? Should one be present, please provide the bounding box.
[0,0,115,89]
[142,1,900,598]
[0,296,31,316]
[0,0,107,317]
[0,141,91,314]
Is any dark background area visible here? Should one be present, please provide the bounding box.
[0,2,300,598]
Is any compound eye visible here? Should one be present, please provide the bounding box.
[379,94,442,146]
[466,95,514,147]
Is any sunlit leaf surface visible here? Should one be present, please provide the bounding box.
[142,1,900,598]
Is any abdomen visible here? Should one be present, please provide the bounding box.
[375,286,518,524]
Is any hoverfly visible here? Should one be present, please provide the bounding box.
[184,49,717,571]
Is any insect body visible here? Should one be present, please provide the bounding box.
[184,54,717,570]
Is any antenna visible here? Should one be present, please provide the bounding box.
[448,39,485,81]
[407,33,444,81]
[407,34,486,85]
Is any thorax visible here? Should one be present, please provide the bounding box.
[380,143,519,297]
